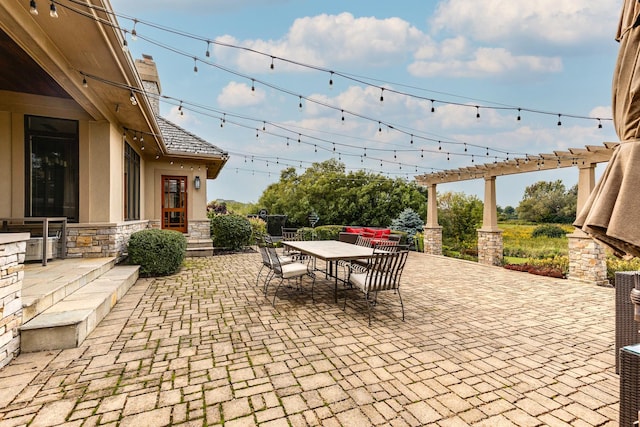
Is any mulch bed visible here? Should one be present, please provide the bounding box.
[503,263,566,279]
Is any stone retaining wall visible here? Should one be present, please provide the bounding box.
[0,234,28,369]
[66,221,149,261]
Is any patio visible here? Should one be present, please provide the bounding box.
[0,251,619,426]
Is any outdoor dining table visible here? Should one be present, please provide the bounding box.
[281,240,375,302]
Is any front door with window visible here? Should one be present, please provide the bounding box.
[162,176,187,233]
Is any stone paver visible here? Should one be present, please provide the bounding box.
[0,252,620,425]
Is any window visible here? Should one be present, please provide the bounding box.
[124,143,140,220]
[25,115,79,222]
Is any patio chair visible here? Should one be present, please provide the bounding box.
[255,236,294,290]
[265,244,315,306]
[281,227,304,258]
[343,249,409,325]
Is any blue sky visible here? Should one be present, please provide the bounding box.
[110,0,621,208]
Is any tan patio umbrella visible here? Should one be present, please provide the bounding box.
[575,0,640,258]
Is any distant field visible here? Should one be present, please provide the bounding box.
[501,222,574,259]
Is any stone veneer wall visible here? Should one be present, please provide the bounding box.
[423,226,443,256]
[0,233,29,369]
[478,230,503,266]
[568,233,608,285]
[188,220,211,240]
[66,221,149,261]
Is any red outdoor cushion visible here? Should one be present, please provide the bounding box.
[373,228,391,238]
[363,227,377,235]
[345,227,363,234]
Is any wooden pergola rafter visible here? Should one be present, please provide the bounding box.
[415,142,618,186]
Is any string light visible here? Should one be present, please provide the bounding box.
[122,32,128,51]
[30,0,38,15]
[380,88,384,102]
[60,1,612,131]
[129,91,137,105]
[131,19,138,41]
[82,77,88,88]
[193,57,198,73]
[431,100,435,113]
[557,114,562,126]
[49,1,58,18]
[329,71,334,89]
[517,108,521,121]
[205,40,211,57]
[598,119,603,129]
[298,96,303,111]
[270,56,274,70]
[476,106,480,119]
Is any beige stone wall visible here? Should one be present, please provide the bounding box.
[189,220,211,240]
[66,221,149,261]
[423,226,443,255]
[0,234,28,369]
[568,234,607,285]
[478,230,503,266]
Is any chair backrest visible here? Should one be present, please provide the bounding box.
[265,245,284,276]
[364,250,409,293]
[372,239,399,251]
[282,227,301,242]
[355,235,373,247]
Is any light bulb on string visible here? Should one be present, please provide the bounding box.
[329,72,334,89]
[431,100,435,113]
[131,20,138,41]
[193,58,198,73]
[476,106,480,119]
[517,108,521,121]
[122,32,129,52]
[251,79,255,94]
[378,122,382,133]
[82,77,88,88]
[129,91,137,105]
[598,119,603,129]
[286,137,289,147]
[298,134,301,144]
[438,141,441,151]
[380,88,384,102]
[178,102,183,116]
[30,0,38,15]
[464,143,467,152]
[557,114,562,126]
[341,110,345,124]
[205,41,210,57]
[410,134,413,145]
[220,114,226,128]
[270,56,274,70]
[262,121,266,132]
[49,1,58,18]
[298,96,303,111]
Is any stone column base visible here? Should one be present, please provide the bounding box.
[478,229,503,266]
[423,226,443,255]
[568,232,608,285]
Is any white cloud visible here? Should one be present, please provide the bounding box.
[213,13,433,71]
[409,47,563,78]
[217,81,266,108]
[431,0,618,51]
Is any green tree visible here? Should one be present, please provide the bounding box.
[390,208,424,239]
[258,159,426,227]
[517,180,577,223]
[438,191,483,252]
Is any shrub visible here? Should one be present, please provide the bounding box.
[606,256,640,283]
[210,214,252,250]
[531,224,567,239]
[414,232,424,252]
[128,229,187,277]
[390,208,424,240]
[248,216,267,242]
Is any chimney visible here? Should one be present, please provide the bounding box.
[135,54,162,116]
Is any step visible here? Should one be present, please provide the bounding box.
[186,238,214,257]
[20,265,140,352]
[22,258,117,323]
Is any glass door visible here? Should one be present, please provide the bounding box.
[161,176,187,233]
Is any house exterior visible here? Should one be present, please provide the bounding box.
[0,0,228,258]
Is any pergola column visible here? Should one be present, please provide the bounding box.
[568,163,608,285]
[423,183,443,255]
[477,176,503,266]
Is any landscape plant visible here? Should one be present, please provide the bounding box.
[128,228,187,277]
[210,214,252,251]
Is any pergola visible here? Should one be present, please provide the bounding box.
[414,142,617,284]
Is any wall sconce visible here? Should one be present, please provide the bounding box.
[194,176,201,190]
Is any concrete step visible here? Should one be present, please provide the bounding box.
[186,238,213,257]
[22,258,117,323]
[20,265,139,352]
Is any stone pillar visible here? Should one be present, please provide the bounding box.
[477,176,503,266]
[568,164,607,284]
[0,233,29,368]
[423,183,443,255]
[568,232,608,285]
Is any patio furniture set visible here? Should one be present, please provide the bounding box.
[256,228,409,325]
